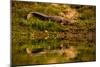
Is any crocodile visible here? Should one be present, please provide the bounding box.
[27,12,73,25]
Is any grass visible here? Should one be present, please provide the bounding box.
[12,1,96,65]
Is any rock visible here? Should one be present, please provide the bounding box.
[63,46,78,59]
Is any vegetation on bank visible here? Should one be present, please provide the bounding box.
[12,1,96,65]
